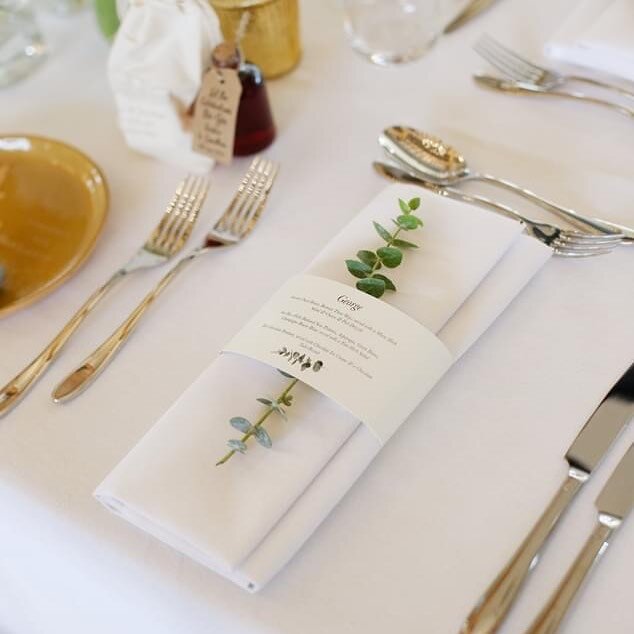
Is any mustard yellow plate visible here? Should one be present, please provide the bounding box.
[0,135,108,318]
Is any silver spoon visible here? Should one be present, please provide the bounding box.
[379,126,633,243]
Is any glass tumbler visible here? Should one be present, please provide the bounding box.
[0,0,45,87]
[342,0,443,65]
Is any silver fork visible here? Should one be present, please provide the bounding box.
[52,157,278,403]
[372,161,621,257]
[0,174,209,417]
[474,34,634,100]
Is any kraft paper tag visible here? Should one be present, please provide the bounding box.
[192,68,242,165]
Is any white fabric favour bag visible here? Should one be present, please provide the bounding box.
[108,0,221,172]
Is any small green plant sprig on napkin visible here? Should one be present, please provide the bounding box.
[345,196,423,298]
[216,196,423,466]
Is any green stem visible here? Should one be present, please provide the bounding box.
[216,377,300,466]
[370,225,403,276]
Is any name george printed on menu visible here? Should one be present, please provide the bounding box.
[192,68,242,164]
[224,275,453,443]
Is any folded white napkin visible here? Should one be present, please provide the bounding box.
[545,0,634,82]
[95,185,551,591]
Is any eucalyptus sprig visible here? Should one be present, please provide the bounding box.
[216,195,424,466]
[345,196,423,298]
[216,371,299,466]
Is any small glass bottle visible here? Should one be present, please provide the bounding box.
[211,41,275,156]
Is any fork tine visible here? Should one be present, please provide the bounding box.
[162,175,209,255]
[555,246,614,257]
[474,42,531,82]
[155,174,200,252]
[161,176,207,250]
[557,232,623,246]
[479,35,543,77]
[230,159,273,236]
[146,174,196,250]
[235,160,278,238]
[223,159,268,234]
[475,36,541,82]
[214,158,262,234]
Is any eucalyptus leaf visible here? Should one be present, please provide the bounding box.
[357,250,378,267]
[372,274,396,291]
[257,397,273,406]
[277,369,295,379]
[356,277,386,298]
[373,221,392,242]
[408,197,421,210]
[230,417,252,433]
[392,238,418,249]
[397,214,418,230]
[272,403,287,420]
[254,427,273,448]
[345,259,372,279]
[398,198,410,214]
[227,439,247,453]
[377,246,402,268]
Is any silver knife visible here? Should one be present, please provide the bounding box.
[525,443,634,634]
[473,74,634,119]
[460,362,634,634]
[444,0,499,34]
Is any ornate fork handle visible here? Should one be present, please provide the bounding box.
[567,75,634,101]
[468,173,631,242]
[524,520,615,634]
[52,251,206,403]
[0,270,125,417]
[461,471,586,634]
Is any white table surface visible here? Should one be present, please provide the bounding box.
[1,1,634,633]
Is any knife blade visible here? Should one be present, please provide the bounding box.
[444,0,499,34]
[525,444,634,634]
[596,442,634,522]
[460,363,634,634]
[566,363,634,474]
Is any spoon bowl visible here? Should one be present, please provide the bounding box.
[378,126,632,242]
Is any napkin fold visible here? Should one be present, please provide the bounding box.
[545,0,634,82]
[95,185,551,591]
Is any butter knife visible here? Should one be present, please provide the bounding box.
[474,74,634,120]
[525,443,634,634]
[444,0,498,34]
[460,362,634,634]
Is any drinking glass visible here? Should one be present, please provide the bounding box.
[342,0,444,65]
[0,0,45,87]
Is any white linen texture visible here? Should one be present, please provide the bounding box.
[95,185,551,592]
[546,0,634,82]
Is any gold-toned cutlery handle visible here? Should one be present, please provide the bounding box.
[524,522,614,634]
[52,252,201,403]
[461,472,586,634]
[0,271,124,417]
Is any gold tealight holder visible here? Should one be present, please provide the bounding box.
[210,0,301,79]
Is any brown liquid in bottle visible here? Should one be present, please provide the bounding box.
[211,42,275,156]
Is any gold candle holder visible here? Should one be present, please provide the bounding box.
[209,0,301,79]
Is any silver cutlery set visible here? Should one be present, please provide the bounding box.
[461,363,634,634]
[374,125,634,255]
[474,35,634,119]
[0,157,279,416]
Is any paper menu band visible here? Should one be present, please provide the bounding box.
[223,275,453,444]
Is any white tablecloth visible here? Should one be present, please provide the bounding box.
[1,1,633,633]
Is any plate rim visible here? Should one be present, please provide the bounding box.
[0,134,109,318]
